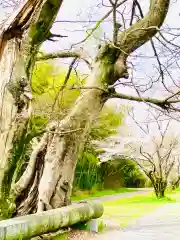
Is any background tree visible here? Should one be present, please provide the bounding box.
[126,118,180,198]
[169,159,180,190]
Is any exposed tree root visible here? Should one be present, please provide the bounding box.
[14,123,56,196]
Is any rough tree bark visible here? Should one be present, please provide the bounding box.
[172,178,180,190]
[0,0,64,216]
[0,0,170,217]
[148,172,167,198]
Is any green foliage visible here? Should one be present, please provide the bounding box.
[32,62,81,118]
[74,107,124,191]
[29,115,48,133]
[74,147,101,190]
[119,160,146,187]
[74,155,147,192]
[90,106,123,140]
[0,115,47,219]
[72,222,88,231]
[98,220,106,232]
[32,63,55,94]
[0,197,16,219]
[101,158,147,189]
[73,102,124,191]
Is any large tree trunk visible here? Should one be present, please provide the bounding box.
[0,201,103,239]
[0,0,169,218]
[154,184,166,198]
[13,58,120,215]
[151,175,167,198]
[0,0,63,217]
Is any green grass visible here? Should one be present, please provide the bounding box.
[102,190,180,228]
[72,187,136,201]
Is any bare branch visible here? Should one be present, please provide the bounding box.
[165,90,180,102]
[109,91,180,110]
[129,1,136,26]
[51,58,78,112]
[72,0,128,47]
[109,0,121,44]
[37,51,91,68]
[140,146,154,164]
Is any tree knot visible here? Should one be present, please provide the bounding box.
[158,100,171,110]
[8,76,33,113]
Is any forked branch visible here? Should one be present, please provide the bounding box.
[117,0,170,55]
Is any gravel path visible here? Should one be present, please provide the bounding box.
[93,203,180,240]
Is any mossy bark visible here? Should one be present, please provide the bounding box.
[0,0,63,218]
[0,201,104,239]
[14,56,122,215]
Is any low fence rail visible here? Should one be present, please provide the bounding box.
[0,201,103,240]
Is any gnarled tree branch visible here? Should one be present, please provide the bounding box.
[117,0,170,55]
[109,91,180,109]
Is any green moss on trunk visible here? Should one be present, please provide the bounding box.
[0,120,29,218]
[26,0,63,78]
[0,116,47,218]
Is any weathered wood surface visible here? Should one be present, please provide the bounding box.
[0,201,103,240]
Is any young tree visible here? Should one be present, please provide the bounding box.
[94,113,180,198]
[128,119,180,198]
[1,0,179,217]
[169,159,180,190]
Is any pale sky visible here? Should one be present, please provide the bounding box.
[48,0,180,138]
[47,0,180,155]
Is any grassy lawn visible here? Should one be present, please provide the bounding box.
[72,187,137,201]
[102,190,180,228]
